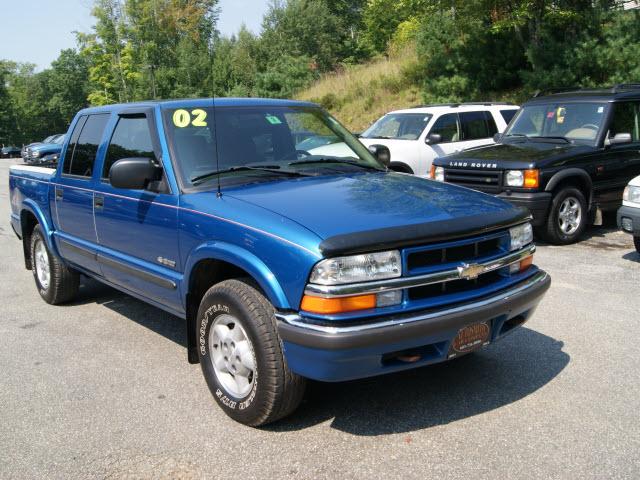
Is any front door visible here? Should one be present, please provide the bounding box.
[54,113,110,273]
[93,110,182,314]
[595,101,640,209]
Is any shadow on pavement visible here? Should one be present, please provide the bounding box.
[62,278,568,436]
[270,327,568,435]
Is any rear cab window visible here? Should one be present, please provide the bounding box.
[62,114,110,178]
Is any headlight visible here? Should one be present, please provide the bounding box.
[309,250,402,285]
[505,170,524,187]
[433,166,444,182]
[509,223,533,251]
[505,169,539,188]
[623,185,640,204]
[32,151,40,158]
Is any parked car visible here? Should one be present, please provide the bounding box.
[24,135,66,165]
[1,146,22,158]
[9,98,550,426]
[21,134,64,160]
[617,175,640,253]
[431,85,640,245]
[358,103,519,176]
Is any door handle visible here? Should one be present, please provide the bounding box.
[94,195,104,209]
[55,187,63,200]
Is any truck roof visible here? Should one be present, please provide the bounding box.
[78,97,319,115]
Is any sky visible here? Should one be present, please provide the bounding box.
[0,0,270,71]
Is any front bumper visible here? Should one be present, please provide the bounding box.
[617,205,640,236]
[497,192,552,227]
[277,270,551,382]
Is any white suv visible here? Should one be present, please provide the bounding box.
[359,103,519,177]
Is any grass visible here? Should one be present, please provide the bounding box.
[296,45,423,132]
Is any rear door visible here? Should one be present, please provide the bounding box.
[93,109,182,313]
[53,113,110,273]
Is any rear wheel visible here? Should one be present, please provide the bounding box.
[197,279,306,426]
[30,225,79,304]
[542,187,588,245]
[634,236,640,254]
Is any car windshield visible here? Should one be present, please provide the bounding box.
[162,105,384,188]
[505,102,608,145]
[361,113,432,140]
[52,135,65,145]
[43,136,54,143]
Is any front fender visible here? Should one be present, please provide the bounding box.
[183,241,291,309]
[21,199,60,257]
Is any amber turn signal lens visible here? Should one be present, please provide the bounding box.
[301,294,376,314]
[524,169,539,188]
[429,164,436,179]
[520,255,534,272]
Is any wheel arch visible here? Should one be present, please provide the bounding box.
[183,242,291,364]
[389,162,414,174]
[544,169,593,206]
[20,201,59,269]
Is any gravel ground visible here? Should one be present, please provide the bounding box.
[1,158,639,479]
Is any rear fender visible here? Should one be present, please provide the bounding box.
[21,199,60,258]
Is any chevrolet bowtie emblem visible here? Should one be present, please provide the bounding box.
[457,263,485,280]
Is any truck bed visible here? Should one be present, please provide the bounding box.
[9,165,56,240]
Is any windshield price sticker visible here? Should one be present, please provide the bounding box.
[172,109,208,128]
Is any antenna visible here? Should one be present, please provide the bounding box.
[210,33,222,198]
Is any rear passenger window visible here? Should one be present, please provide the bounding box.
[68,114,110,177]
[500,109,518,125]
[62,116,87,175]
[460,111,491,140]
[430,114,459,143]
[610,102,640,142]
[103,116,155,178]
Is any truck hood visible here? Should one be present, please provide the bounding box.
[440,140,595,169]
[224,171,528,255]
[31,143,63,155]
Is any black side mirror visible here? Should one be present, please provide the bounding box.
[425,133,442,145]
[607,133,632,146]
[367,144,391,167]
[110,157,162,190]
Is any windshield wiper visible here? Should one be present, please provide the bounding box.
[506,133,529,139]
[288,157,382,171]
[532,136,571,143]
[191,166,307,184]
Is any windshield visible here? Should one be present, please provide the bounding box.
[505,102,608,145]
[163,105,384,188]
[362,113,432,140]
[52,135,65,145]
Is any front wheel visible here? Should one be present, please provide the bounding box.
[634,236,640,254]
[542,187,588,245]
[197,279,306,426]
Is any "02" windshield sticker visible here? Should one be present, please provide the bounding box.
[172,109,208,128]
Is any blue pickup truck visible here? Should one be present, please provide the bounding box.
[9,98,550,426]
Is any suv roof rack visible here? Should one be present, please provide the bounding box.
[533,83,640,97]
[411,102,515,108]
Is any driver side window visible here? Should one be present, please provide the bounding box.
[609,102,640,142]
[430,114,460,143]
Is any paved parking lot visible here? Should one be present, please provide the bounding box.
[1,158,639,479]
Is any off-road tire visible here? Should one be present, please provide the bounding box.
[197,279,306,426]
[30,224,79,304]
[542,187,588,245]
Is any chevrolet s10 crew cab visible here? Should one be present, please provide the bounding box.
[9,98,550,426]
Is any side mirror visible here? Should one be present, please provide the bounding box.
[493,133,503,142]
[425,133,442,145]
[607,133,632,146]
[109,157,162,190]
[368,144,391,167]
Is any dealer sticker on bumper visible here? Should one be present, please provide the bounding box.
[448,321,491,359]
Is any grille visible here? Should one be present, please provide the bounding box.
[444,168,503,193]
[408,270,503,301]
[407,236,502,272]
